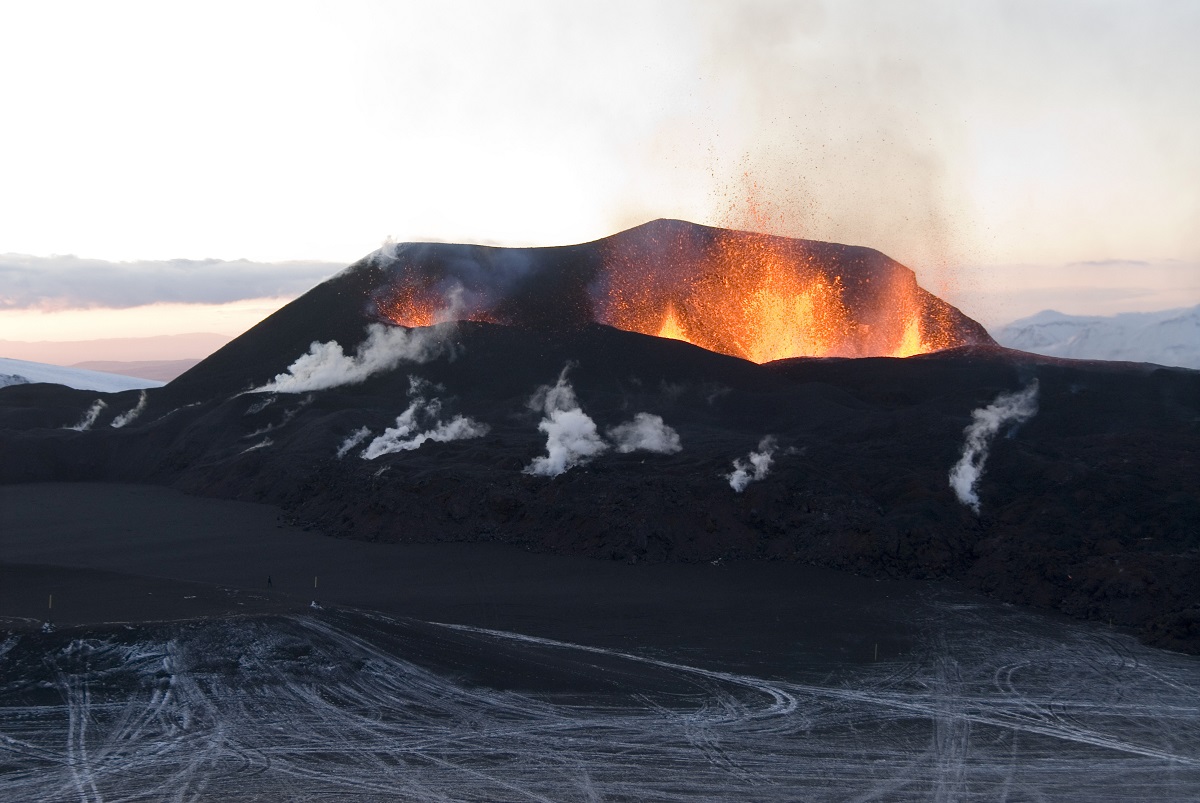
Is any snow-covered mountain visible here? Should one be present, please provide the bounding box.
[993,305,1200,369]
[0,357,165,391]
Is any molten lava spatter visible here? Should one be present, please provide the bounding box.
[605,226,850,361]
[376,276,496,329]
[371,220,980,363]
[598,225,954,362]
[376,281,442,329]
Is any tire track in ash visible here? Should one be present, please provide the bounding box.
[290,613,724,799]
[2,608,1200,801]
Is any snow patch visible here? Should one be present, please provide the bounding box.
[994,305,1200,369]
[0,357,163,392]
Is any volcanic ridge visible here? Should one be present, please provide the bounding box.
[2,220,1197,652]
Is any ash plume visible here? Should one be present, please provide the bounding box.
[336,426,372,459]
[949,380,1040,514]
[524,365,608,477]
[66,399,107,431]
[607,413,682,454]
[360,377,488,460]
[255,322,453,394]
[727,436,777,493]
[110,391,148,428]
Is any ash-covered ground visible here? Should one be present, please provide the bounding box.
[3,602,1200,801]
[2,485,1200,801]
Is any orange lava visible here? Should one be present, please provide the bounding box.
[374,226,960,362]
[376,281,443,328]
[376,279,496,328]
[601,229,949,363]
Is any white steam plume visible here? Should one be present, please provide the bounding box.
[949,380,1040,514]
[607,413,682,454]
[245,396,275,415]
[66,399,107,431]
[246,395,313,439]
[363,415,488,459]
[360,377,488,460]
[240,437,273,455]
[255,323,452,394]
[370,236,403,265]
[524,365,608,477]
[336,426,372,459]
[110,391,148,428]
[727,436,777,493]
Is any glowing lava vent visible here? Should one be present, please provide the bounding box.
[373,220,989,362]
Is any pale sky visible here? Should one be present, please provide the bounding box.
[1,0,1198,348]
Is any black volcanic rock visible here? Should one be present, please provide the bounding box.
[1,223,1197,654]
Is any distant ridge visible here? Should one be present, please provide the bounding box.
[0,333,231,365]
[0,357,163,391]
[71,359,201,382]
[993,305,1200,369]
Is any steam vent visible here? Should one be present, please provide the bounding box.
[372,219,993,360]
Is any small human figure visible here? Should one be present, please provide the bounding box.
[267,575,273,589]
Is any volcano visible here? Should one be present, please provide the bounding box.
[1,220,1198,653]
[154,219,991,401]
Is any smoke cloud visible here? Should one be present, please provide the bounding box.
[110,391,147,428]
[607,413,682,455]
[949,380,1040,514]
[66,399,107,431]
[727,436,777,493]
[336,426,372,459]
[360,377,488,460]
[524,365,608,477]
[256,323,453,394]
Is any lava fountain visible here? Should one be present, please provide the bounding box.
[373,219,985,362]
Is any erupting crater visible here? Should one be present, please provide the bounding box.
[373,219,990,362]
